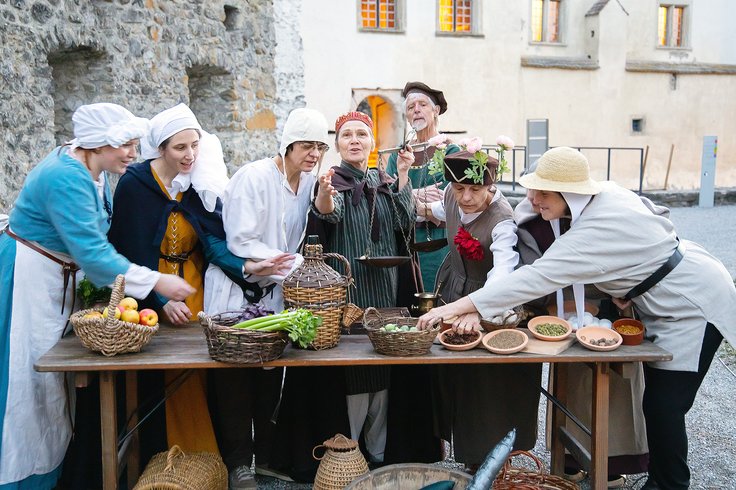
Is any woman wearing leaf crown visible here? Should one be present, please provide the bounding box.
[417,141,542,471]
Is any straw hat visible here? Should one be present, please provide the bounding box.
[518,147,602,195]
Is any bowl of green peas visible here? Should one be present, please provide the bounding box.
[527,315,572,342]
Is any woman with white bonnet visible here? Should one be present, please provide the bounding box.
[419,146,736,490]
[0,103,194,489]
[108,103,290,473]
[203,107,334,486]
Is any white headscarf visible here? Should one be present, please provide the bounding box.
[69,103,150,150]
[141,103,229,212]
[278,108,329,161]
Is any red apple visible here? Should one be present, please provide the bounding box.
[139,309,158,326]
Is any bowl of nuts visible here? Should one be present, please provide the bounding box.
[576,326,622,351]
[527,316,572,342]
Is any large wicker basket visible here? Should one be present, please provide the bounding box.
[70,275,158,356]
[493,450,580,489]
[313,434,369,490]
[198,311,288,364]
[283,237,351,350]
[363,307,441,356]
[133,445,227,490]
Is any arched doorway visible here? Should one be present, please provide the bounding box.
[355,94,399,168]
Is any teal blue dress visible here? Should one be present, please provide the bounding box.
[385,144,459,291]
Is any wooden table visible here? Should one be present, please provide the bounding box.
[36,325,672,490]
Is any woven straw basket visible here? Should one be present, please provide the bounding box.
[283,238,351,350]
[313,434,369,490]
[133,445,227,490]
[197,311,288,364]
[362,307,441,356]
[70,275,158,356]
[492,450,579,490]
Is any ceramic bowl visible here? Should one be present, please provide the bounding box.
[438,329,482,351]
[527,316,573,342]
[576,326,623,351]
[482,329,529,355]
[547,300,599,317]
[612,319,645,346]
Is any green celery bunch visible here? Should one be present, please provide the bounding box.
[232,308,322,348]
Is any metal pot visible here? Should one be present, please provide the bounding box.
[409,292,442,317]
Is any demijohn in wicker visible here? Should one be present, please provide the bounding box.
[70,275,158,356]
[282,236,352,350]
[313,433,369,490]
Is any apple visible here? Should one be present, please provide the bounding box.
[83,311,103,319]
[119,297,138,311]
[138,309,158,326]
[102,306,123,320]
[120,309,140,324]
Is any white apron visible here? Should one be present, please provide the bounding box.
[0,242,76,484]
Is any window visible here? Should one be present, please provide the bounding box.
[658,4,687,47]
[631,117,645,134]
[531,0,562,43]
[359,0,401,32]
[437,0,479,34]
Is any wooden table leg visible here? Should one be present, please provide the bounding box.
[125,371,140,487]
[100,371,118,490]
[590,362,610,489]
[550,362,568,476]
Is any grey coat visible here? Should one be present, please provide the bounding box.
[471,182,736,371]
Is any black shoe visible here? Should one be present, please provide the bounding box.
[641,477,660,490]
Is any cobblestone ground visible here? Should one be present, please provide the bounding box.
[255,205,736,489]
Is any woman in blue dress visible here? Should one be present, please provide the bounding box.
[0,103,194,489]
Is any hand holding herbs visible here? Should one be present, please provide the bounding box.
[232,309,321,348]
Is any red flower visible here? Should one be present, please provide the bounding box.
[454,226,485,261]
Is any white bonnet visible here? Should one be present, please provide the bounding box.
[70,103,150,150]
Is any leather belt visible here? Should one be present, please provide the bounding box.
[624,240,683,301]
[5,228,80,314]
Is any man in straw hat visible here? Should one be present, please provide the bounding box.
[419,146,736,489]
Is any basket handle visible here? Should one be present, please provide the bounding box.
[324,252,352,282]
[312,444,327,461]
[362,306,383,325]
[499,450,544,479]
[104,275,126,328]
[164,445,185,472]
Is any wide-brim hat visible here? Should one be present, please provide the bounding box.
[519,147,602,195]
[444,150,499,185]
[402,81,448,114]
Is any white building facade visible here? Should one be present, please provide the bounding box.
[299,0,736,190]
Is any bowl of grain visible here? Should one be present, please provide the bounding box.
[527,316,572,342]
[612,318,645,346]
[482,329,528,355]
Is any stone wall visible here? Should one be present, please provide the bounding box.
[0,0,304,212]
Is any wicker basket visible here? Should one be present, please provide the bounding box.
[362,307,441,356]
[480,306,527,332]
[313,434,369,490]
[133,445,227,490]
[197,311,288,364]
[70,275,158,357]
[283,238,351,350]
[492,450,580,490]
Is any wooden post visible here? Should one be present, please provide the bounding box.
[664,144,675,190]
[641,145,650,179]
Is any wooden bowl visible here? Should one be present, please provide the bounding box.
[547,300,599,317]
[482,329,528,355]
[613,318,645,346]
[576,326,623,351]
[438,329,482,351]
[527,316,572,342]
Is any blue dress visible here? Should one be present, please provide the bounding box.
[0,148,130,488]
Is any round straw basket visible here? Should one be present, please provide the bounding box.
[70,275,158,357]
[492,450,580,490]
[198,311,288,364]
[133,445,227,490]
[313,434,369,490]
[362,307,441,356]
[283,240,351,350]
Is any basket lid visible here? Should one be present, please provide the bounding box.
[323,433,358,450]
[283,237,349,288]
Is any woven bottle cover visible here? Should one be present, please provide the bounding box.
[323,433,358,451]
[283,240,349,288]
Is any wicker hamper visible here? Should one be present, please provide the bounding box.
[362,307,441,356]
[133,445,227,490]
[313,434,369,490]
[282,236,352,350]
[70,275,158,356]
[198,311,288,364]
[493,451,580,490]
